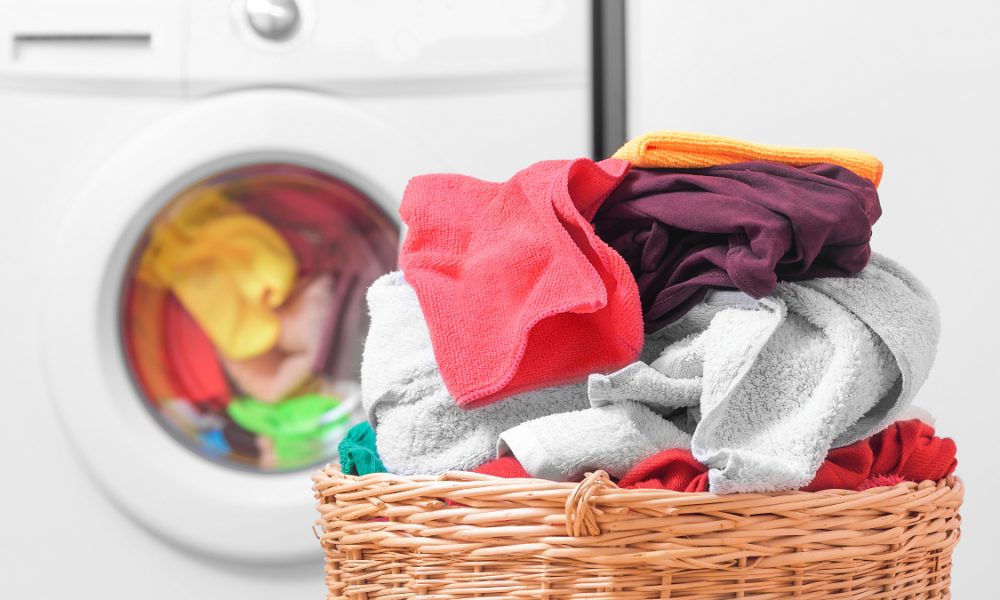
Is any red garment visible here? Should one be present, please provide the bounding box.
[476,421,956,493]
[859,474,907,490]
[473,456,532,479]
[163,294,230,408]
[803,420,957,491]
[398,158,643,408]
[591,420,955,493]
[617,448,709,492]
[799,437,874,491]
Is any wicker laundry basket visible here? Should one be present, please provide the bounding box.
[312,467,963,599]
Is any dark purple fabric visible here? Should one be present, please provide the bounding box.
[594,162,881,332]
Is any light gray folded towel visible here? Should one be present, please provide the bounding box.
[361,272,590,475]
[499,253,939,493]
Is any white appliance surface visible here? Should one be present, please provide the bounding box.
[627,1,1000,596]
[0,0,592,598]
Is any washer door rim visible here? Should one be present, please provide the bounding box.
[38,89,443,563]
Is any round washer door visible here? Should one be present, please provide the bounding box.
[39,90,444,563]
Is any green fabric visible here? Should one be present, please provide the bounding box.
[338,422,386,476]
[227,393,351,469]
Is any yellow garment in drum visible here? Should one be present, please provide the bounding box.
[138,190,298,360]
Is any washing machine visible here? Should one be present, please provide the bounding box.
[0,0,593,597]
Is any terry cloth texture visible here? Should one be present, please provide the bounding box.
[361,272,590,476]
[496,293,746,482]
[398,157,643,409]
[496,400,691,481]
[794,254,940,447]
[613,130,883,187]
[594,163,881,331]
[500,254,939,493]
[337,422,387,476]
[612,418,954,493]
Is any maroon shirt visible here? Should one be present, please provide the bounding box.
[594,161,881,332]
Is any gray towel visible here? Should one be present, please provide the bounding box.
[361,272,590,475]
[797,253,940,447]
[500,253,938,493]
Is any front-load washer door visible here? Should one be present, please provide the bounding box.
[39,90,444,563]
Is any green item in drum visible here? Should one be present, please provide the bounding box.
[227,393,351,468]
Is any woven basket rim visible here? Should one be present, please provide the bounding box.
[314,465,963,597]
[313,463,962,499]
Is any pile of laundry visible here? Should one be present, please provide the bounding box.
[339,131,958,493]
[124,166,398,471]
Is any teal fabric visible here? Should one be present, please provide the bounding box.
[339,422,387,476]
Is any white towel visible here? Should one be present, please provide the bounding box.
[361,272,590,475]
[497,295,747,482]
[499,253,938,493]
[497,401,691,481]
[691,286,899,493]
[796,253,940,447]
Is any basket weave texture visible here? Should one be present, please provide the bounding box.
[313,467,963,599]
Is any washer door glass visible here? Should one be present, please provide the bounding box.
[121,163,397,472]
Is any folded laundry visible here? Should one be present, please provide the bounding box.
[338,422,386,476]
[594,162,880,331]
[398,158,643,409]
[498,254,938,493]
[613,130,883,187]
[361,272,591,475]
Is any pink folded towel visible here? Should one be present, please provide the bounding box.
[398,158,643,409]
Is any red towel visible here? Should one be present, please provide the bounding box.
[398,158,643,408]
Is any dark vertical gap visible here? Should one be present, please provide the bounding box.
[592,0,627,159]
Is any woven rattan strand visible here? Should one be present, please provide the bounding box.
[313,467,962,599]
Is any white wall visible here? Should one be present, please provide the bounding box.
[628,1,999,595]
